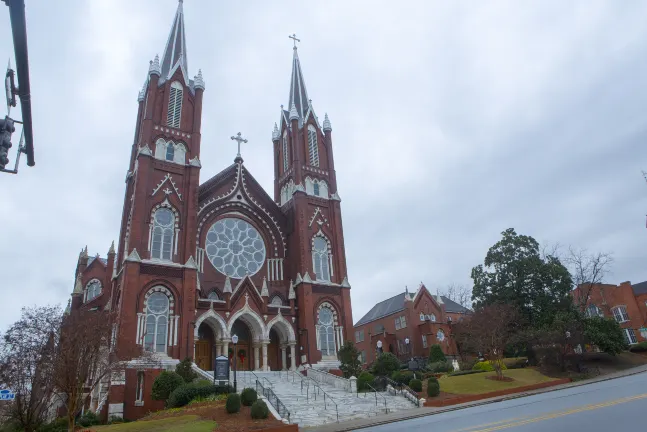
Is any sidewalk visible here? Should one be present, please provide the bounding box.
[304,365,647,432]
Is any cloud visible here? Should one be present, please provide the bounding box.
[1,0,646,330]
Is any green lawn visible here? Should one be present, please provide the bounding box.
[439,368,557,395]
[87,415,216,432]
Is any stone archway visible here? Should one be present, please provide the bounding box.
[266,313,297,371]
[227,301,268,370]
[194,310,228,371]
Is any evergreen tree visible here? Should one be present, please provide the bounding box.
[337,342,363,378]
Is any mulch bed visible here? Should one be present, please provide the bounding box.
[142,401,286,431]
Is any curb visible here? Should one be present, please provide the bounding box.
[306,367,647,432]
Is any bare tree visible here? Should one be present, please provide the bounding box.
[452,304,522,379]
[439,283,472,309]
[564,246,614,313]
[0,306,62,432]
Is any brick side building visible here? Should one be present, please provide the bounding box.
[572,280,647,345]
[353,285,470,366]
[64,1,355,421]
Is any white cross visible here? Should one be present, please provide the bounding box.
[289,33,300,48]
[230,132,248,159]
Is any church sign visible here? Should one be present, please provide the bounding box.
[214,356,229,384]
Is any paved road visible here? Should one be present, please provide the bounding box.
[360,372,647,432]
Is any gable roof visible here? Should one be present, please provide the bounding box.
[354,291,471,326]
[633,281,647,296]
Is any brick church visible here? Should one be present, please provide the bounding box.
[65,1,354,420]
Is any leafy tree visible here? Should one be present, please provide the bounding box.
[176,357,198,383]
[370,352,400,377]
[584,317,627,355]
[471,228,573,327]
[337,342,362,378]
[428,344,446,363]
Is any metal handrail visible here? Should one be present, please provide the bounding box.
[357,380,388,413]
[303,375,339,422]
[261,376,273,389]
[378,376,419,407]
[256,379,291,424]
[307,368,351,391]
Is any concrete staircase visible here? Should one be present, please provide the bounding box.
[212,370,419,428]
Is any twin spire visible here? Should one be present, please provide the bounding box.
[160,0,188,80]
[288,44,310,122]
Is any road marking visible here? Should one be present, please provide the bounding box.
[458,393,647,432]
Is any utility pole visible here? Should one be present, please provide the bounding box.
[1,0,34,175]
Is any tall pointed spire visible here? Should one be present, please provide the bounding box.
[287,38,310,122]
[160,0,188,80]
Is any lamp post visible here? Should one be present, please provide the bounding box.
[404,337,410,360]
[232,334,238,392]
[376,340,383,357]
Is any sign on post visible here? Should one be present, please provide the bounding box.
[214,355,229,385]
[0,389,15,401]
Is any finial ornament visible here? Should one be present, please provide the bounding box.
[272,123,280,141]
[230,132,248,161]
[323,113,332,132]
[289,33,300,48]
[194,69,205,90]
[149,54,161,76]
[289,103,299,121]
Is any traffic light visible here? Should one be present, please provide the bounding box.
[0,116,15,170]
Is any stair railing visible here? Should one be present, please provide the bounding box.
[256,379,291,424]
[303,375,339,422]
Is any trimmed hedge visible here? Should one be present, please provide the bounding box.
[241,387,258,406]
[251,400,269,419]
[358,371,375,391]
[428,361,453,373]
[502,357,528,369]
[226,393,241,414]
[391,371,414,385]
[427,378,440,397]
[77,412,101,427]
[409,378,422,392]
[629,342,647,353]
[167,382,233,408]
[473,361,507,372]
[152,371,185,401]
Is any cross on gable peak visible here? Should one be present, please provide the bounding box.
[230,132,248,163]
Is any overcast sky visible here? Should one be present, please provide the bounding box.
[1,0,646,329]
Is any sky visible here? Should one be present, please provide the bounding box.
[0,0,646,330]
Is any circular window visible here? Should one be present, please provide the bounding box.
[147,292,169,314]
[205,218,266,278]
[155,208,174,227]
[437,329,445,342]
[318,308,333,326]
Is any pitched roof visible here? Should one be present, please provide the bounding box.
[354,292,471,326]
[87,257,107,267]
[632,281,647,296]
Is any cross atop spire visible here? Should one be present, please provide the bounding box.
[160,0,188,80]
[287,36,310,123]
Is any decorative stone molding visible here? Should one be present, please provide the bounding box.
[184,256,198,269]
[330,192,341,201]
[189,156,202,167]
[152,173,183,201]
[272,123,280,141]
[193,69,205,90]
[137,144,152,157]
[341,276,351,288]
[288,280,295,300]
[260,277,269,297]
[323,113,332,132]
[303,272,313,283]
[126,249,141,262]
[223,276,232,293]
[289,103,299,121]
[149,54,161,76]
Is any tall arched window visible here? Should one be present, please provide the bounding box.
[307,125,319,167]
[143,292,169,353]
[151,208,174,260]
[167,81,183,128]
[165,143,175,161]
[312,236,330,281]
[282,131,289,172]
[317,306,336,356]
[84,280,102,303]
[313,182,320,196]
[270,296,283,307]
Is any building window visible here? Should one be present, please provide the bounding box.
[282,131,289,172]
[307,125,319,167]
[422,334,428,348]
[420,313,425,321]
[143,292,170,353]
[136,371,144,402]
[359,351,366,364]
[355,330,364,343]
[437,329,445,342]
[84,280,102,303]
[624,328,637,345]
[208,291,220,300]
[374,324,385,334]
[312,236,330,281]
[167,81,183,128]
[586,304,603,318]
[270,296,283,307]
[313,182,320,196]
[317,306,336,356]
[165,143,175,161]
[395,316,407,330]
[151,208,174,261]
[612,306,630,323]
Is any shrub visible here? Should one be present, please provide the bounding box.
[429,344,447,363]
[449,370,486,376]
[371,352,401,377]
[241,387,258,406]
[188,394,227,405]
[427,376,438,383]
[226,393,241,414]
[167,383,233,408]
[152,371,185,401]
[37,418,68,432]
[629,341,647,353]
[338,342,363,378]
[357,371,375,391]
[193,379,213,387]
[502,357,528,369]
[400,371,414,385]
[409,378,422,392]
[77,412,101,427]
[428,361,453,373]
[427,378,440,397]
[459,358,478,371]
[107,416,124,425]
[176,357,198,383]
[472,361,507,372]
[250,400,269,419]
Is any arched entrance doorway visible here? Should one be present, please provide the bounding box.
[230,320,254,371]
[266,314,297,371]
[195,323,215,371]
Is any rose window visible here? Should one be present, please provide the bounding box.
[205,218,266,278]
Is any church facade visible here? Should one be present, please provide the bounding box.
[65,1,354,420]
